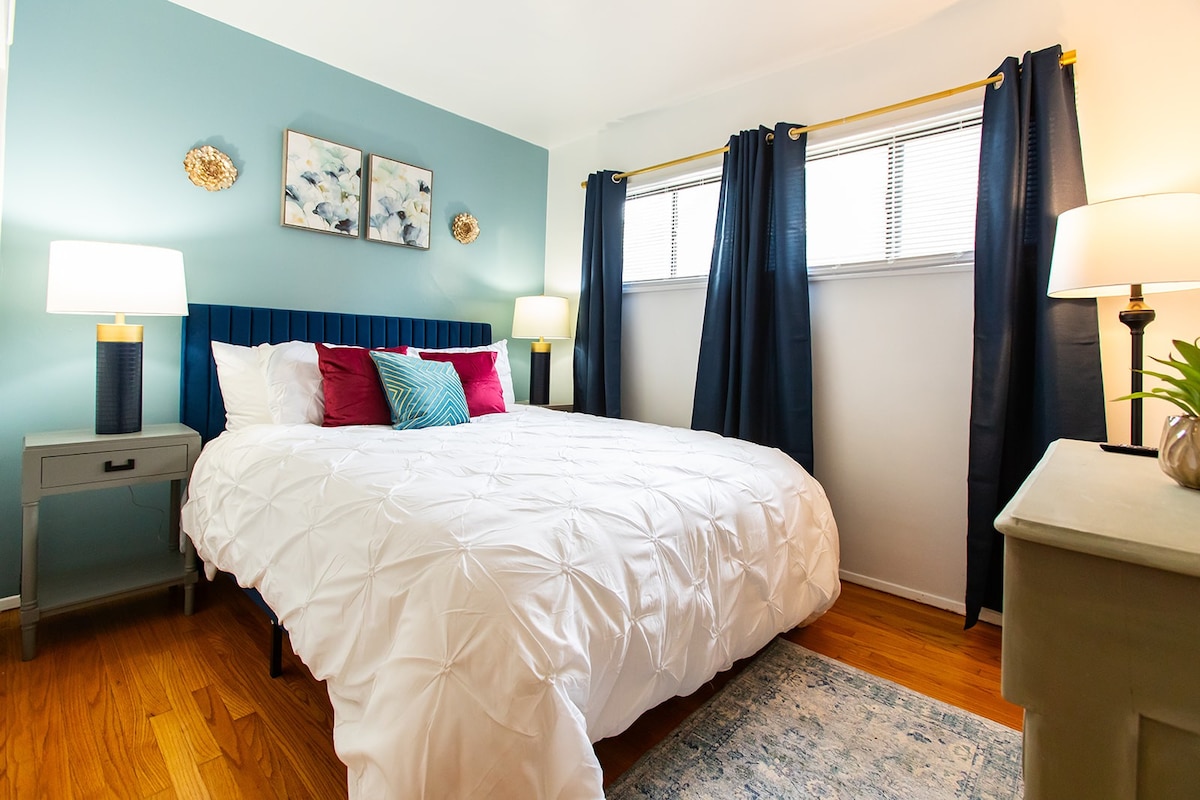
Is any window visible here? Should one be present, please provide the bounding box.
[622,169,721,285]
[805,110,982,276]
[620,109,982,285]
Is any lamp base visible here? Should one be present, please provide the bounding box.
[529,346,551,406]
[96,323,143,435]
[1119,285,1156,447]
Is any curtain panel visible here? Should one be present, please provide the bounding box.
[574,171,626,417]
[691,123,815,474]
[965,45,1106,627]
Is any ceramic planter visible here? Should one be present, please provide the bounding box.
[1158,415,1200,490]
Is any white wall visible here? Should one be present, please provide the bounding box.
[544,0,1200,613]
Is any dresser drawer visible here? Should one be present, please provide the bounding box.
[40,444,190,489]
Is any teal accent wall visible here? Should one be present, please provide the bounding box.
[0,0,549,596]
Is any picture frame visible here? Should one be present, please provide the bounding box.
[281,129,362,237]
[365,153,432,249]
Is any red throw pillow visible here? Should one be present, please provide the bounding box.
[316,344,408,426]
[418,350,506,417]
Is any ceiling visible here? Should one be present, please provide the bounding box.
[169,0,963,149]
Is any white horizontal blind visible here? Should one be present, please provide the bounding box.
[620,110,981,286]
[806,112,982,276]
[623,170,721,284]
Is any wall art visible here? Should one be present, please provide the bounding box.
[281,130,361,237]
[366,153,432,249]
[184,145,237,191]
[451,212,480,244]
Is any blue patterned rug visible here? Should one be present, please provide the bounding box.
[607,639,1023,799]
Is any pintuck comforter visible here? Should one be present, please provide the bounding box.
[181,406,840,799]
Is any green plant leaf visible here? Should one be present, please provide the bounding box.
[1113,388,1200,417]
[1118,336,1200,416]
[1148,355,1200,387]
[1174,338,1200,372]
[1150,388,1200,416]
[1136,369,1200,404]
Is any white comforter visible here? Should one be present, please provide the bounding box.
[182,406,840,799]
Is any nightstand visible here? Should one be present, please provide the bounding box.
[20,423,203,660]
[519,402,574,412]
[996,439,1200,798]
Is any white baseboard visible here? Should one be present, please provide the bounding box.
[839,570,1003,627]
[0,594,18,612]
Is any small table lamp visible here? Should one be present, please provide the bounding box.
[1048,193,1200,446]
[47,241,189,435]
[512,295,570,405]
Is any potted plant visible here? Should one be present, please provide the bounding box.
[1119,337,1200,489]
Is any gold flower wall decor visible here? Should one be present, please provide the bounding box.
[451,212,480,244]
[184,145,238,191]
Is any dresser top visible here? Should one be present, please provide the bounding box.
[996,438,1200,578]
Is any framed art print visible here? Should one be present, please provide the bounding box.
[366,153,432,249]
[281,130,362,237]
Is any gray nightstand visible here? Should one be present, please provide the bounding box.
[20,422,203,660]
[519,402,574,412]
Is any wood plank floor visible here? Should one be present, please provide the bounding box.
[0,578,1020,798]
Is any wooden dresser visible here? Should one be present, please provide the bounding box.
[996,438,1200,800]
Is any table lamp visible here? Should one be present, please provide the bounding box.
[512,295,570,405]
[1048,193,1200,446]
[47,241,189,435]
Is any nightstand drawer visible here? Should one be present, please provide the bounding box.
[40,444,190,489]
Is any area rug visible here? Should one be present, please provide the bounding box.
[607,639,1022,799]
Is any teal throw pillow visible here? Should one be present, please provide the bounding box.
[369,351,470,430]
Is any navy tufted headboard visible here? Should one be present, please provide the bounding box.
[180,303,493,442]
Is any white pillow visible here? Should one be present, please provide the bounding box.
[264,341,324,425]
[408,339,515,408]
[211,341,273,430]
[211,340,325,429]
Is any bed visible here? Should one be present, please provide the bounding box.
[179,303,840,799]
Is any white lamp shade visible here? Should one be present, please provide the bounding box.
[1048,193,1200,298]
[512,295,570,339]
[47,240,189,316]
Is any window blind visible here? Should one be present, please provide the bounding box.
[806,112,982,276]
[623,170,721,284]
[620,110,982,285]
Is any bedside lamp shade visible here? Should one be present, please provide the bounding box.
[47,241,189,434]
[1048,193,1200,445]
[512,295,570,405]
[1048,194,1200,298]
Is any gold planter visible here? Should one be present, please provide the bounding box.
[1158,415,1200,490]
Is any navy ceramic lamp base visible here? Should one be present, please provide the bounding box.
[96,324,143,435]
[529,342,551,406]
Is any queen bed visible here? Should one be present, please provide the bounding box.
[179,303,840,799]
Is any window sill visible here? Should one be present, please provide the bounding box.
[622,276,709,294]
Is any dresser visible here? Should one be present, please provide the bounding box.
[996,438,1200,800]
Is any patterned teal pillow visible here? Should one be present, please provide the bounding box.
[369,351,470,430]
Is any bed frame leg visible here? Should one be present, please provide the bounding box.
[270,621,283,678]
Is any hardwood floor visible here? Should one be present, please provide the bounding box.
[0,578,1020,798]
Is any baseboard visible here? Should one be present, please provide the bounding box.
[0,594,18,612]
[839,570,1003,627]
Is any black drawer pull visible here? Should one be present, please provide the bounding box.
[103,458,136,472]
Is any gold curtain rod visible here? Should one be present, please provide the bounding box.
[580,50,1077,188]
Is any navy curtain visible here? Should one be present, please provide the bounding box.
[574,170,626,417]
[692,123,814,473]
[965,46,1106,627]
